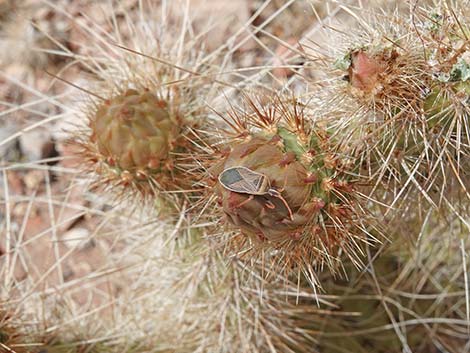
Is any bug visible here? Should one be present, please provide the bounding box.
[218,166,294,221]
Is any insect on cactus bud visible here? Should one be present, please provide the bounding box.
[206,95,376,284]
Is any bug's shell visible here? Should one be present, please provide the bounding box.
[218,166,270,195]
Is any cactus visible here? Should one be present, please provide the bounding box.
[152,245,322,352]
[311,219,470,353]
[82,88,194,202]
[1,310,114,353]
[205,95,377,285]
[2,1,470,353]
[1,311,26,353]
[69,2,223,209]
[307,1,470,213]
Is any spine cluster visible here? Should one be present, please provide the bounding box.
[2,1,470,353]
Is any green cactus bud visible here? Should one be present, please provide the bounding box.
[80,87,201,205]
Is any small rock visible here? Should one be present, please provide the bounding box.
[61,227,92,250]
[19,128,56,162]
[7,171,24,195]
[12,202,38,219]
[186,0,252,52]
[0,64,29,106]
[23,170,45,190]
[0,123,20,161]
[62,263,75,281]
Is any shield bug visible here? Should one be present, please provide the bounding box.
[218,166,294,221]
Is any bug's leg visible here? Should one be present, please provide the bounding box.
[266,189,294,221]
[232,194,255,208]
[275,194,294,221]
[265,200,276,209]
[280,172,295,220]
